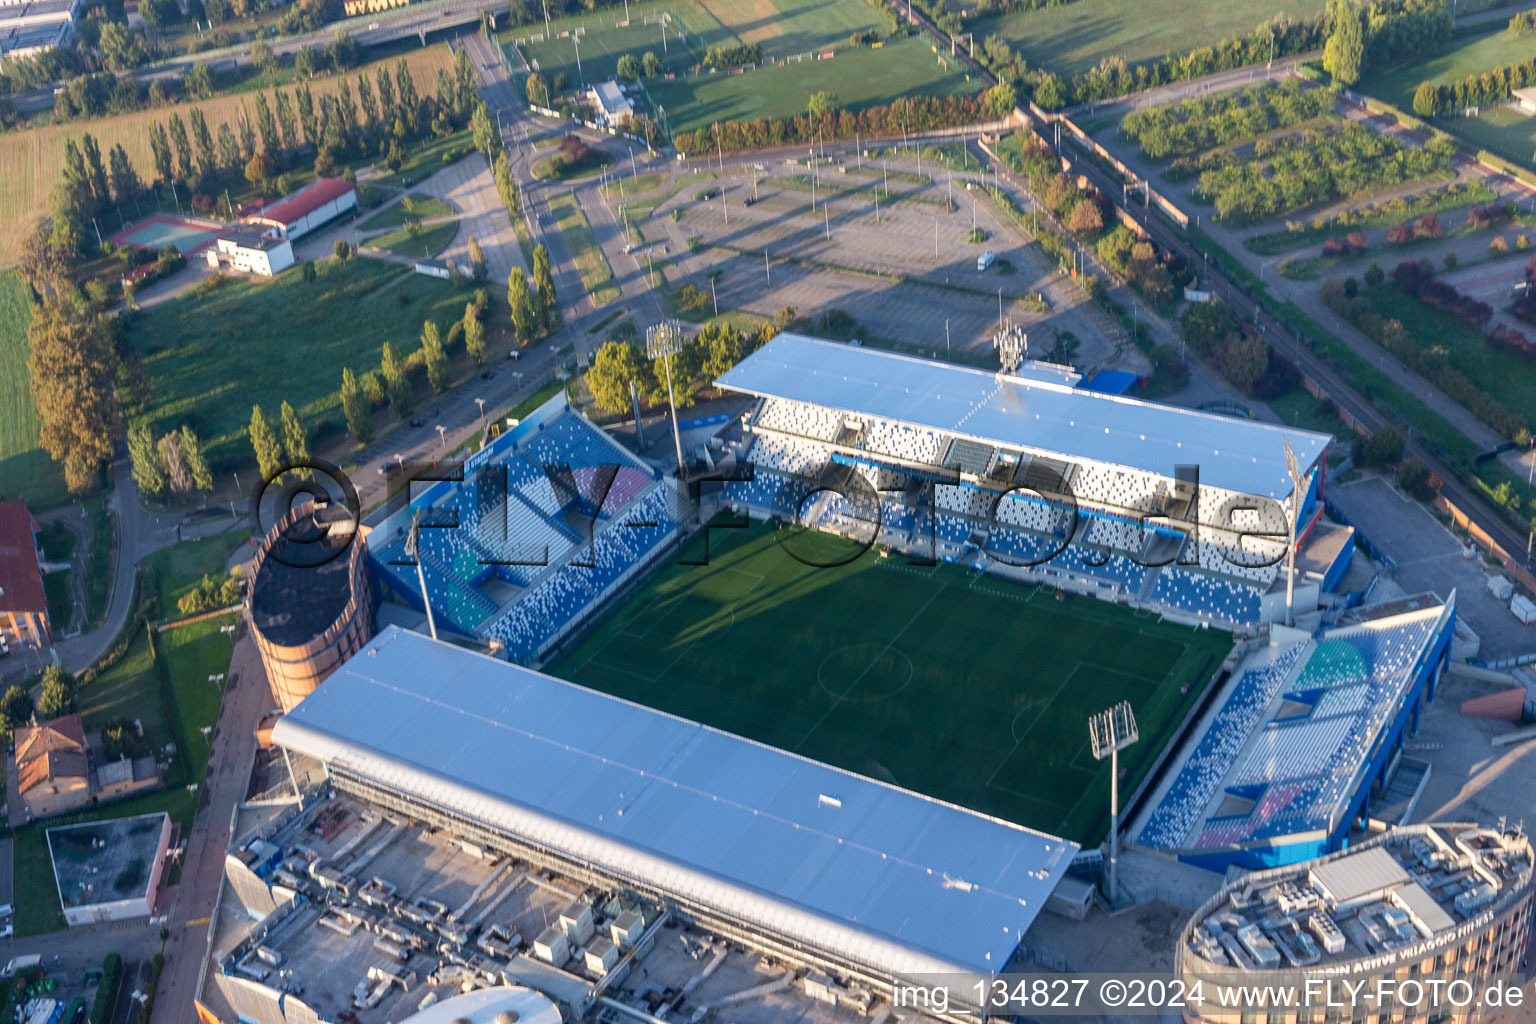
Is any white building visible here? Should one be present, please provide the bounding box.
[0,0,78,62]
[1514,86,1536,116]
[586,80,633,127]
[47,813,172,926]
[242,177,358,240]
[205,224,295,277]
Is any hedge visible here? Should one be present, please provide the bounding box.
[89,954,123,1024]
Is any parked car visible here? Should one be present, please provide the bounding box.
[977,250,996,272]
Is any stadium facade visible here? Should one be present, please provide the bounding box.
[366,393,686,664]
[1135,598,1457,872]
[1175,822,1534,1024]
[270,627,1077,1013]
[713,334,1345,630]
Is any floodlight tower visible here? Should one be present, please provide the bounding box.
[994,324,1028,374]
[1282,436,1303,627]
[403,510,438,642]
[647,320,688,476]
[1089,700,1138,907]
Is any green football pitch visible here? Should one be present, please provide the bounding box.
[550,521,1231,843]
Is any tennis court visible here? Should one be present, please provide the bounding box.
[551,520,1231,843]
[109,214,222,254]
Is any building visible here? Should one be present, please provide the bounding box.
[1135,598,1457,872]
[0,500,51,646]
[366,391,682,664]
[1175,822,1534,1023]
[715,333,1343,630]
[1513,86,1536,116]
[247,500,375,713]
[0,0,78,62]
[241,178,358,240]
[14,713,88,818]
[46,812,173,926]
[205,224,295,277]
[587,80,633,127]
[392,987,562,1024]
[271,627,1076,1013]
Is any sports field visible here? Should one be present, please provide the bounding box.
[551,521,1231,843]
[958,0,1325,79]
[1362,25,1536,169]
[511,0,733,86]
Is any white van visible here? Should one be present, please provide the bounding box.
[977,250,996,271]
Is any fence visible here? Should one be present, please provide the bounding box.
[1435,493,1536,596]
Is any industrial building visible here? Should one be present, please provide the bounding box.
[266,627,1076,1018]
[247,500,375,713]
[1175,822,1534,1023]
[0,0,77,61]
[205,224,296,277]
[46,812,172,926]
[714,334,1349,630]
[1135,598,1457,872]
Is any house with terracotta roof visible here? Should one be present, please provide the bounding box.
[240,178,358,240]
[15,713,88,818]
[0,501,50,647]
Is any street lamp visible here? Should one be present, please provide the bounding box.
[646,320,688,475]
[475,397,486,423]
[1089,701,1138,908]
[435,424,447,449]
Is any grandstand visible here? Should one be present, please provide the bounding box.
[715,334,1342,629]
[367,393,686,663]
[1132,596,1457,872]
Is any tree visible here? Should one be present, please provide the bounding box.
[279,401,311,478]
[341,367,372,443]
[467,236,487,280]
[642,51,662,78]
[128,423,166,498]
[1359,426,1405,465]
[494,152,520,214]
[158,431,192,494]
[181,425,212,491]
[300,259,317,283]
[421,321,450,392]
[168,111,193,180]
[586,340,647,413]
[982,83,1017,120]
[1066,198,1103,235]
[335,239,351,261]
[526,72,549,108]
[532,243,558,330]
[1413,80,1439,117]
[149,120,173,185]
[807,90,838,118]
[244,150,274,189]
[139,0,176,25]
[507,268,537,342]
[0,685,34,734]
[381,342,411,415]
[1324,0,1365,86]
[36,666,76,719]
[471,101,497,164]
[107,144,140,204]
[252,37,278,76]
[99,21,147,71]
[250,404,284,483]
[463,303,487,364]
[616,54,641,80]
[1364,262,1385,287]
[29,298,122,494]
[190,107,217,176]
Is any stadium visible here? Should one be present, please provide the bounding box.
[239,330,1465,1021]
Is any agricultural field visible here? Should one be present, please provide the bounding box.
[1362,25,1536,169]
[0,44,455,264]
[123,256,472,471]
[954,0,1326,80]
[650,36,983,134]
[0,271,68,509]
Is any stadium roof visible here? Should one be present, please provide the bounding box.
[715,333,1330,499]
[1136,597,1455,853]
[273,627,1076,978]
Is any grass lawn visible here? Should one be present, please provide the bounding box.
[358,192,454,230]
[650,35,983,135]
[371,129,476,188]
[960,0,1325,79]
[551,521,1230,843]
[0,46,455,264]
[1267,385,1355,442]
[549,192,619,307]
[1363,280,1536,430]
[43,572,71,634]
[365,220,460,259]
[532,150,615,182]
[600,171,667,199]
[144,531,252,616]
[0,271,69,510]
[1362,25,1536,169]
[123,256,475,471]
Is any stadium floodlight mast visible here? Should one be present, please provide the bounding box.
[1089,700,1138,908]
[1283,436,1303,627]
[403,510,438,642]
[647,320,689,475]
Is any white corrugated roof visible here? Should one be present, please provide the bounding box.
[272,628,1075,978]
[715,333,1331,499]
[1310,846,1410,905]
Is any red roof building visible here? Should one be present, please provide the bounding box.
[15,713,88,818]
[242,178,359,240]
[0,501,49,646]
